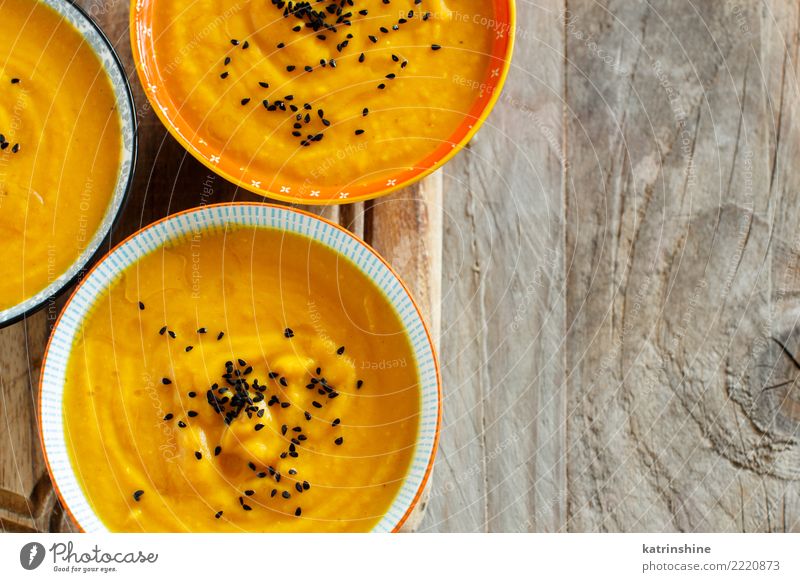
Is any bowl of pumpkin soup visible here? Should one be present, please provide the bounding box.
[132,0,514,203]
[40,203,440,532]
[0,0,137,326]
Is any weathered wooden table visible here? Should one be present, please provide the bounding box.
[2,0,800,532]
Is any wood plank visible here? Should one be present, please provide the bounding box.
[419,0,567,532]
[366,173,443,532]
[565,0,800,532]
[0,311,55,532]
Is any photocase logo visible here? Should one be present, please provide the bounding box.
[20,542,46,570]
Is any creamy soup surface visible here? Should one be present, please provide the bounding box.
[0,0,122,311]
[64,227,420,532]
[149,0,496,195]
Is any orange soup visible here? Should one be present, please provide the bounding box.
[0,0,123,311]
[146,0,498,197]
[63,227,420,532]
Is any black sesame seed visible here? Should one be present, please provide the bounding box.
[282,491,291,499]
[138,301,145,310]
[214,446,222,456]
[10,78,20,84]
[188,410,198,418]
[162,378,172,385]
[220,72,229,79]
[159,326,167,335]
[188,391,197,398]
[168,330,177,339]
[185,345,194,352]
[295,507,302,516]
[334,437,344,445]
[245,489,255,496]
[336,346,345,355]
[284,328,294,338]
[304,411,312,421]
[255,423,265,431]
[133,490,144,501]
[355,129,365,135]
[332,418,340,427]
[242,504,252,511]
[280,402,290,409]
[356,380,364,389]
[241,98,251,106]
[217,331,225,340]
[164,413,174,421]
[195,451,202,460]
[312,401,322,408]
[178,421,187,428]
[431,44,442,51]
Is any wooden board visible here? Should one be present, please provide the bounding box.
[563,0,800,531]
[419,0,566,532]
[4,0,800,534]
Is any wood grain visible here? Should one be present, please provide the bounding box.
[420,0,567,532]
[367,173,443,532]
[564,0,800,532]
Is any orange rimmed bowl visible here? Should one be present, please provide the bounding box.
[39,203,441,532]
[131,1,515,204]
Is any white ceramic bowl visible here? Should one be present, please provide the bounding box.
[39,203,440,532]
[0,0,137,327]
